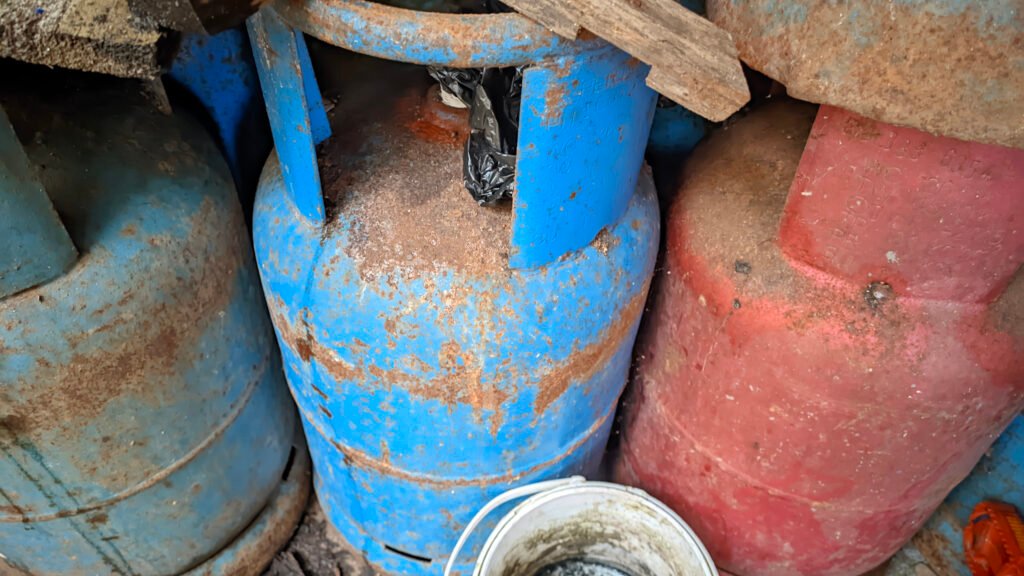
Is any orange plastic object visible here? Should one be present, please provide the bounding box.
[964,501,1024,576]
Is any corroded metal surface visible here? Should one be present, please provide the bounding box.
[272,0,600,68]
[253,0,655,269]
[249,4,659,569]
[0,89,297,574]
[253,56,659,573]
[616,101,1024,575]
[0,105,77,299]
[184,433,311,576]
[248,7,330,226]
[707,0,1024,148]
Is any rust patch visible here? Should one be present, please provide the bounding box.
[708,0,1024,147]
[533,289,647,415]
[272,301,512,437]
[0,414,28,435]
[282,0,562,70]
[407,119,463,147]
[294,337,312,362]
[311,341,362,382]
[317,63,513,279]
[841,114,881,141]
[0,198,244,439]
[541,81,568,125]
[911,518,958,575]
[85,512,108,526]
[269,304,362,385]
[326,407,611,488]
[407,86,467,147]
[0,503,29,516]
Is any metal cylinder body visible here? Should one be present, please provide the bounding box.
[615,100,1024,576]
[706,0,1024,148]
[0,91,298,575]
[254,63,658,573]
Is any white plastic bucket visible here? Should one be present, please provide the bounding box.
[445,477,718,576]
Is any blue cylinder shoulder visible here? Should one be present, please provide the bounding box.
[253,79,659,571]
[0,90,296,575]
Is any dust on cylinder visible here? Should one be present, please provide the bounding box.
[534,559,633,576]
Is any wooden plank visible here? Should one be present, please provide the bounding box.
[0,0,162,78]
[502,0,580,38]
[503,0,749,122]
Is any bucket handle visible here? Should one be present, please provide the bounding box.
[444,476,587,576]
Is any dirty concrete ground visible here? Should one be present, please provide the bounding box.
[263,500,375,576]
[261,439,945,576]
[264,496,941,576]
[0,500,947,576]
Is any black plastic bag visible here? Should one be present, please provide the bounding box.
[423,1,521,205]
[427,67,481,108]
[430,66,522,204]
[462,67,522,205]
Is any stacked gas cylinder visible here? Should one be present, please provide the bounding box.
[614,2,1024,576]
[0,74,308,574]
[3,0,1022,574]
[246,2,662,572]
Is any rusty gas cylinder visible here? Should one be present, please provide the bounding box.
[707,0,1024,149]
[251,24,659,570]
[0,87,308,575]
[614,99,1024,576]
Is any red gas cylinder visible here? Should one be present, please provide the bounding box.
[615,100,1024,576]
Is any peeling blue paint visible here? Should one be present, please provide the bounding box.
[0,91,296,575]
[0,105,76,299]
[167,28,267,193]
[248,2,660,573]
[274,0,602,68]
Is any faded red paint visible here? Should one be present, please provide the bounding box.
[615,102,1024,576]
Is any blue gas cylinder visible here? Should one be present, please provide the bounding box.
[647,97,706,162]
[0,87,307,575]
[248,3,659,573]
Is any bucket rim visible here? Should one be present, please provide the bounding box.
[476,480,718,576]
